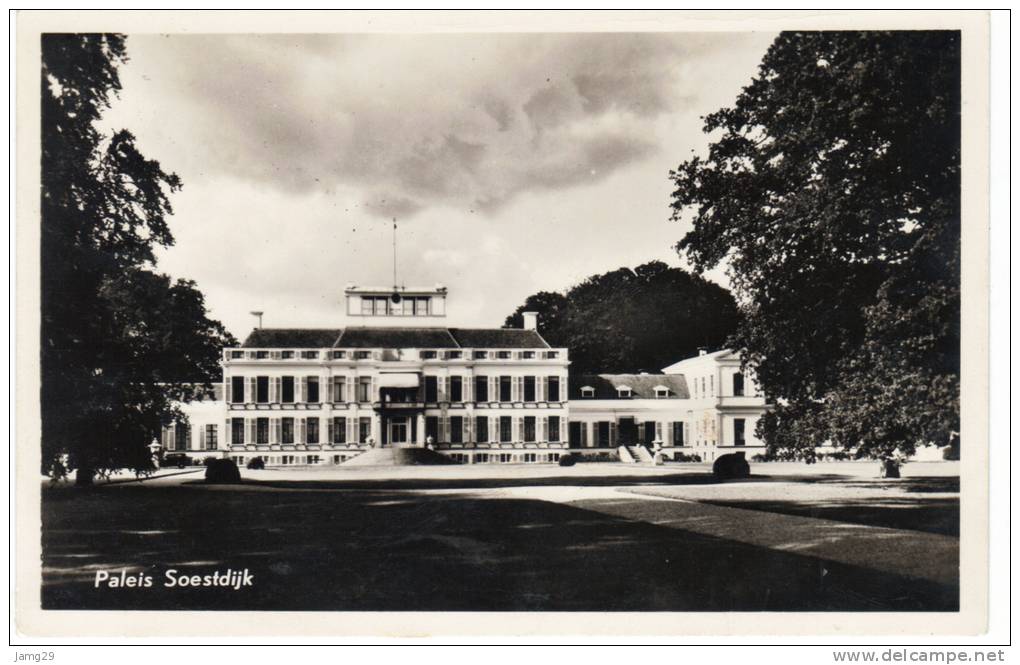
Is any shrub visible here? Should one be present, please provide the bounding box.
[712,451,751,479]
[673,452,702,463]
[246,456,266,470]
[204,458,241,484]
[558,454,576,467]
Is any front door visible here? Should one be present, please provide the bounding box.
[388,416,409,447]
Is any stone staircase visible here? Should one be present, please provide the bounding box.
[618,444,653,464]
[343,447,458,466]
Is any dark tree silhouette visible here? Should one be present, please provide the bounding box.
[505,261,741,374]
[41,34,235,484]
[670,31,960,464]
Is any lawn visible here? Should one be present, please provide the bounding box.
[40,462,959,612]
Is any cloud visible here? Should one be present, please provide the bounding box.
[116,33,731,216]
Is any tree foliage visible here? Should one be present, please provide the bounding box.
[41,34,236,484]
[669,31,960,461]
[505,261,741,374]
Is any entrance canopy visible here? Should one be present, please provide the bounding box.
[377,373,420,388]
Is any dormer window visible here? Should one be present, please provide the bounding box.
[545,351,558,359]
[522,351,535,359]
[281,350,295,359]
[354,350,371,360]
[580,386,595,399]
[301,350,319,359]
[473,350,487,360]
[654,386,670,399]
[420,350,437,360]
[446,350,462,359]
[230,350,244,359]
[332,350,345,359]
[616,386,632,399]
[255,350,269,359]
[497,351,512,359]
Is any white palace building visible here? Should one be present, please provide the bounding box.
[162,284,770,466]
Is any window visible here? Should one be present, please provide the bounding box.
[306,418,319,444]
[332,377,345,403]
[548,416,560,442]
[474,376,489,402]
[332,416,346,444]
[473,350,487,360]
[357,377,372,403]
[450,416,463,444]
[306,377,320,403]
[420,350,437,360]
[205,424,218,450]
[175,423,190,451]
[476,453,489,463]
[545,351,558,359]
[256,350,269,359]
[499,453,512,463]
[358,417,371,443]
[497,351,511,359]
[230,376,245,403]
[231,418,245,445]
[256,376,269,403]
[301,350,319,359]
[733,372,745,396]
[522,351,535,359]
[734,418,746,447]
[424,376,438,403]
[256,418,269,445]
[499,416,512,443]
[523,376,536,402]
[672,422,685,446]
[524,416,536,443]
[499,376,512,402]
[354,350,371,360]
[281,350,294,359]
[281,417,294,444]
[523,453,537,463]
[580,386,595,399]
[616,386,632,399]
[547,376,560,402]
[413,296,430,316]
[230,350,244,359]
[475,416,488,443]
[450,376,463,402]
[281,376,295,403]
[425,416,439,442]
[446,350,462,359]
[710,376,714,396]
[654,386,670,399]
[332,350,345,359]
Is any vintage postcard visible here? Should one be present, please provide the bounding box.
[14,10,991,639]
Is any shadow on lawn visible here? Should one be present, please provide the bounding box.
[41,483,957,613]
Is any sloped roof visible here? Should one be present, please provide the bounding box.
[239,326,551,349]
[241,328,342,348]
[336,327,460,349]
[449,328,550,349]
[569,374,689,400]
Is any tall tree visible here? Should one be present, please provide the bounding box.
[41,34,235,484]
[669,31,960,464]
[505,261,741,374]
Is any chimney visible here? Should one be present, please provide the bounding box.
[698,346,708,356]
[522,311,538,331]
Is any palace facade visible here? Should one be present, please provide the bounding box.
[163,284,770,465]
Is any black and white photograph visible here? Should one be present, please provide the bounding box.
[13,9,997,641]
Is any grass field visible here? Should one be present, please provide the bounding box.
[40,461,959,612]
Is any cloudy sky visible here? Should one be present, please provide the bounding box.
[103,32,776,339]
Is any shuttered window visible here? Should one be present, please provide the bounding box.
[523,376,536,402]
[548,416,560,443]
[499,416,512,443]
[231,376,245,404]
[450,416,463,444]
[474,376,488,402]
[523,416,536,443]
[475,416,488,443]
[547,376,560,402]
[282,417,294,444]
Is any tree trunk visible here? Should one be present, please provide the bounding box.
[879,458,901,478]
[75,464,95,486]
